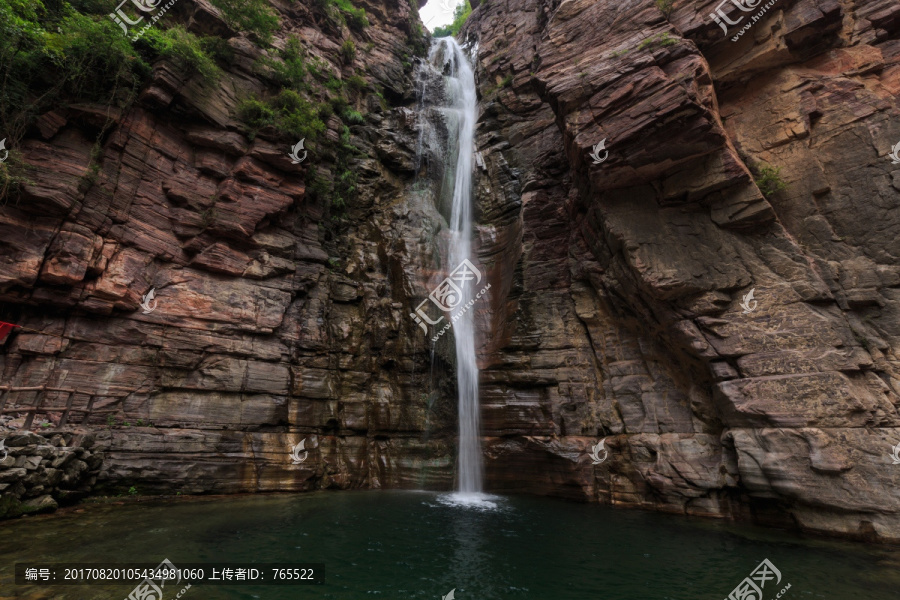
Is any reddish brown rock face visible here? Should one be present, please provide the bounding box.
[1,0,899,543]
[0,0,455,501]
[463,0,900,540]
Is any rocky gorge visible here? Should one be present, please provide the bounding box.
[0,0,899,545]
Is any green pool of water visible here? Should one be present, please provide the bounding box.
[1,491,898,599]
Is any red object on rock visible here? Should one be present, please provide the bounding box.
[0,321,21,341]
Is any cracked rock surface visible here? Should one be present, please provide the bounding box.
[463,0,900,540]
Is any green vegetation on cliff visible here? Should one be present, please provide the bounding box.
[238,89,327,142]
[209,0,280,43]
[754,164,789,197]
[313,0,370,32]
[144,27,222,83]
[1,0,368,217]
[0,0,226,142]
[0,0,156,195]
[1,1,148,136]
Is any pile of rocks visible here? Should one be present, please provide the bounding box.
[0,428,100,519]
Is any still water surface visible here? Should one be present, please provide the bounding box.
[1,490,898,599]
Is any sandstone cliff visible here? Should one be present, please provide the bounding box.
[0,0,453,500]
[1,0,900,543]
[464,0,900,540]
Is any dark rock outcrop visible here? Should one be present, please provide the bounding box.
[0,428,100,517]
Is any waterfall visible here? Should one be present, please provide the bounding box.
[420,37,484,496]
[443,38,482,496]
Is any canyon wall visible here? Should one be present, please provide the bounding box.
[2,0,900,542]
[465,0,900,540]
[0,0,457,500]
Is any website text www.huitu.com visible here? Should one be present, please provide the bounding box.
[730,0,781,42]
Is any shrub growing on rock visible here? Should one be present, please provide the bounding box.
[333,0,369,31]
[258,35,308,89]
[238,90,326,142]
[656,0,674,18]
[754,164,789,197]
[209,0,280,44]
[341,39,356,63]
[141,26,221,83]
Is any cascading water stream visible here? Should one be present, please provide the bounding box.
[421,37,484,497]
[444,39,482,496]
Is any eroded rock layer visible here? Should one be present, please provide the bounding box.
[0,0,457,503]
[464,0,900,540]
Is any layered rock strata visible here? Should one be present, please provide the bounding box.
[464,0,900,540]
[0,0,456,500]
